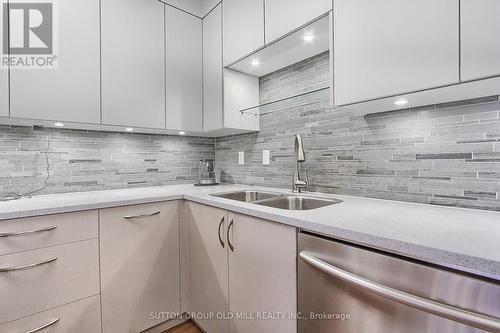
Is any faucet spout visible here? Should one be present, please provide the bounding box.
[295,134,306,162]
[292,135,308,193]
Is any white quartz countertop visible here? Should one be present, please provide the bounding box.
[1,184,499,281]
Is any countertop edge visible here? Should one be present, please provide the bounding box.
[1,186,499,281]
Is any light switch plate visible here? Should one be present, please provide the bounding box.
[263,150,270,165]
[238,151,244,165]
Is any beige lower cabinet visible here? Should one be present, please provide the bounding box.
[0,210,98,256]
[188,202,229,333]
[100,201,181,333]
[0,295,101,333]
[0,239,100,324]
[227,211,297,333]
[188,202,297,333]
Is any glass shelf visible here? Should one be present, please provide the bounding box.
[240,86,331,117]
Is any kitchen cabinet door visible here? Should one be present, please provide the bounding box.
[334,0,459,106]
[264,0,331,43]
[166,6,202,132]
[0,66,7,117]
[102,0,165,128]
[203,4,223,132]
[228,212,297,333]
[461,0,500,81]
[222,0,264,66]
[188,202,229,333]
[10,0,100,123]
[100,201,180,333]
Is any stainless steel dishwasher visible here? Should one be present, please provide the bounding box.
[298,232,500,333]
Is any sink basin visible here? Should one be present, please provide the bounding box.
[255,196,342,210]
[211,190,282,203]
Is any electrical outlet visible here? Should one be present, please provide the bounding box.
[238,152,244,165]
[263,150,270,165]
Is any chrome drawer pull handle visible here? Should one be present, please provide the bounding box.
[218,216,225,248]
[0,226,57,238]
[0,257,57,273]
[299,252,500,333]
[227,219,234,252]
[123,211,161,219]
[24,318,60,333]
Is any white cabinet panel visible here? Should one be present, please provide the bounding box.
[0,67,7,117]
[102,0,165,128]
[10,0,100,123]
[166,6,202,131]
[160,0,203,17]
[203,4,224,132]
[188,202,229,333]
[100,201,180,333]
[222,0,264,66]
[0,295,101,333]
[0,239,100,324]
[265,0,331,43]
[334,0,459,106]
[223,69,259,131]
[461,0,500,81]
[228,212,297,333]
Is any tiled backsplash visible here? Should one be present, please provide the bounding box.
[2,51,500,211]
[216,52,500,211]
[0,126,214,197]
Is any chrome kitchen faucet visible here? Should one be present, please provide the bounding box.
[292,134,308,193]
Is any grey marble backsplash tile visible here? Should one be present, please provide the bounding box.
[2,50,500,212]
[0,127,214,197]
[215,52,500,211]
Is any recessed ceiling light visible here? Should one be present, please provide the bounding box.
[394,98,409,107]
[303,33,315,43]
[53,122,64,127]
[179,131,186,135]
[250,59,260,66]
[125,127,134,132]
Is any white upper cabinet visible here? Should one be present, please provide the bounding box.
[334,0,459,106]
[166,6,202,131]
[102,0,165,128]
[9,0,100,123]
[460,0,500,81]
[223,69,259,131]
[160,0,203,17]
[222,0,265,66]
[264,0,331,43]
[203,5,259,135]
[0,67,7,117]
[203,3,224,132]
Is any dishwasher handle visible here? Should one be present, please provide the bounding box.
[299,252,500,333]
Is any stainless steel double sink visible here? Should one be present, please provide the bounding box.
[211,190,342,210]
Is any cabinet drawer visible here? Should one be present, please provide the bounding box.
[0,295,101,333]
[0,239,100,324]
[0,210,98,256]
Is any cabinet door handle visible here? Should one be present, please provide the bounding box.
[24,318,60,333]
[0,257,57,273]
[227,219,234,252]
[299,252,500,332]
[123,211,161,219]
[0,225,57,238]
[218,216,225,248]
